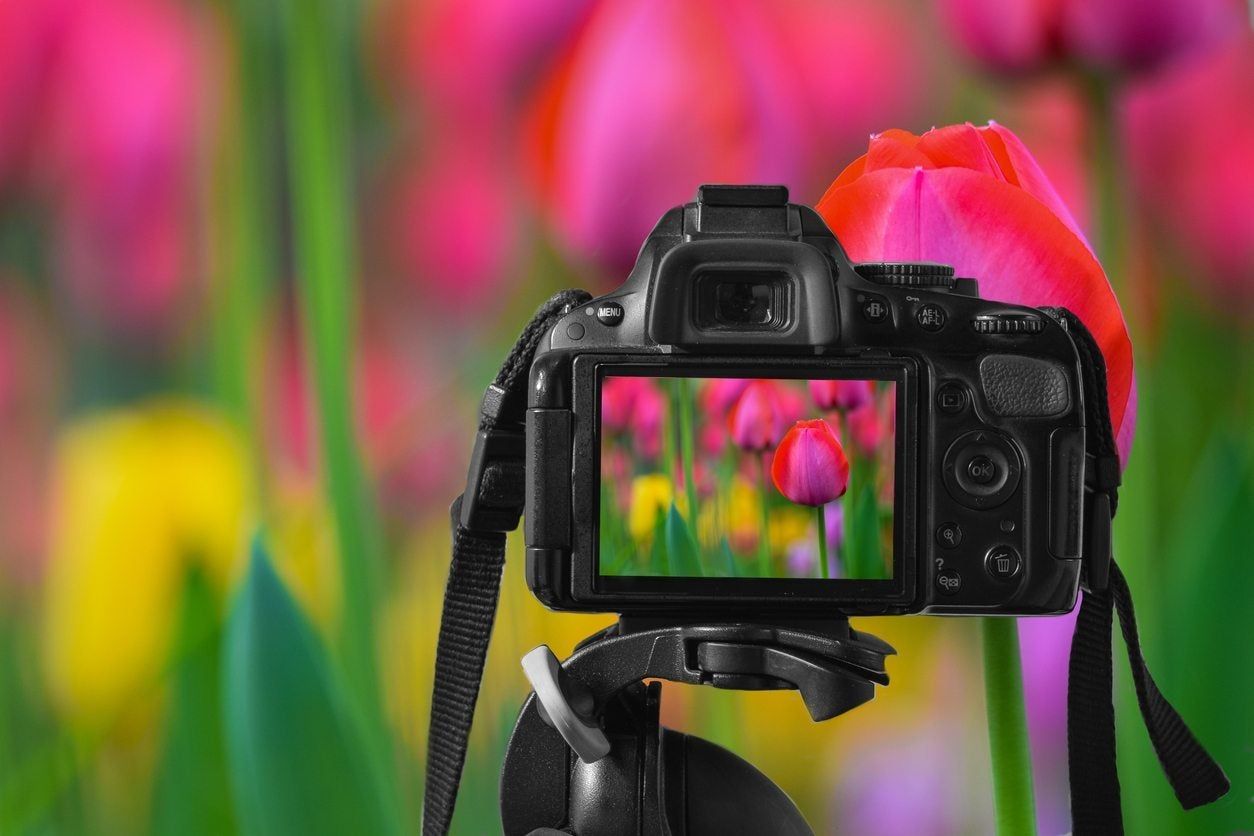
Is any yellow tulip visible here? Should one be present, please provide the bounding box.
[43,401,255,727]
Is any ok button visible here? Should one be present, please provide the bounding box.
[967,455,998,484]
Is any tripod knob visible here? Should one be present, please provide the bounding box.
[521,646,611,764]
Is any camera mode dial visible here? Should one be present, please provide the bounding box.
[854,262,956,288]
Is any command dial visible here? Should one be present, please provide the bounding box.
[854,262,956,288]
[972,314,1045,334]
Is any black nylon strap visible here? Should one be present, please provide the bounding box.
[1057,309,1229,834]
[423,290,591,836]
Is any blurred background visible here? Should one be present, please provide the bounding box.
[0,0,1250,833]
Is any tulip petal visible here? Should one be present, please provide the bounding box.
[916,123,1008,180]
[981,121,1091,251]
[818,167,1134,463]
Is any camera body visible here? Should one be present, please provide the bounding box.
[525,185,1088,617]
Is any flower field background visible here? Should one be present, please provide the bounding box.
[0,0,1250,834]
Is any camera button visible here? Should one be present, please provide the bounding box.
[861,296,889,323]
[595,302,625,326]
[936,569,963,595]
[985,545,1022,582]
[966,455,998,484]
[937,383,967,413]
[565,322,585,341]
[916,303,947,332]
[936,522,962,549]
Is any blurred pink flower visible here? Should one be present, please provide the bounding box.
[1124,36,1254,315]
[602,377,648,431]
[809,379,872,412]
[386,140,522,313]
[267,319,460,510]
[525,0,929,272]
[727,381,785,452]
[787,502,844,576]
[771,419,850,506]
[818,123,1136,465]
[845,402,886,456]
[378,0,591,133]
[630,382,665,459]
[1019,603,1081,836]
[700,378,751,414]
[37,0,205,333]
[832,723,981,834]
[939,0,1243,74]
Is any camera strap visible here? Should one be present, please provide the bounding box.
[421,295,1227,836]
[1049,307,1229,834]
[422,290,592,836]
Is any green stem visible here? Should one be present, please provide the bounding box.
[279,0,384,730]
[816,505,829,580]
[982,619,1037,836]
[677,379,699,528]
[757,455,772,576]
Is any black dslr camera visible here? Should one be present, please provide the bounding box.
[524,184,1087,616]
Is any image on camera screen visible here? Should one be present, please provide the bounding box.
[598,374,895,580]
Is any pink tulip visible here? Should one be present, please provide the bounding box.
[385,139,522,314]
[939,0,1243,74]
[524,0,929,272]
[809,379,872,412]
[1124,37,1254,315]
[727,381,785,452]
[771,420,850,507]
[818,123,1136,465]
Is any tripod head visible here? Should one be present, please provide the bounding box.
[501,618,894,835]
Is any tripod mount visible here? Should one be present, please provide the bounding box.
[500,618,895,835]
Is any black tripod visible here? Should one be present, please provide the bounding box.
[499,619,894,835]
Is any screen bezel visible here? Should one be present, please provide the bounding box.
[569,354,920,610]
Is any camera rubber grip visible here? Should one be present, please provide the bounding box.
[979,354,1071,416]
[526,409,572,548]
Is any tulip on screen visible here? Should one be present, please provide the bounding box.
[772,420,850,579]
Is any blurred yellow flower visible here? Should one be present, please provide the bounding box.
[627,473,673,543]
[768,507,812,555]
[698,476,761,552]
[42,401,255,727]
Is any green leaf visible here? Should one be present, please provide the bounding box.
[663,503,703,577]
[152,568,236,836]
[223,542,400,836]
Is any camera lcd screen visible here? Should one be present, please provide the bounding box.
[598,374,896,580]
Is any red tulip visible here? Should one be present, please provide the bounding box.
[817,123,1136,465]
[939,0,1243,74]
[771,419,850,507]
[1124,37,1254,315]
[809,379,872,412]
[524,0,929,272]
[727,381,786,452]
